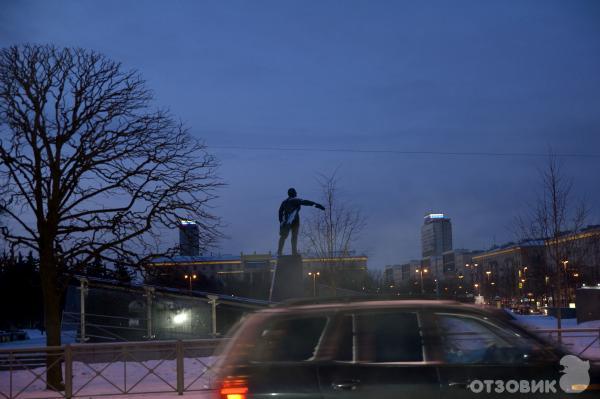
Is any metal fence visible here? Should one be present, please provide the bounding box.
[0,339,223,399]
[529,327,600,359]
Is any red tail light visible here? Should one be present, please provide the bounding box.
[219,376,249,399]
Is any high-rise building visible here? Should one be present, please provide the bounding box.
[421,213,452,258]
[179,220,200,256]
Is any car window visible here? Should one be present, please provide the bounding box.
[434,313,552,364]
[250,315,328,362]
[334,311,424,363]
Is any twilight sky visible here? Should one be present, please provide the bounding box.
[2,0,600,268]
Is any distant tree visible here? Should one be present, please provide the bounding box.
[112,258,135,283]
[302,171,366,293]
[517,155,587,339]
[85,258,108,279]
[0,251,42,330]
[0,44,221,388]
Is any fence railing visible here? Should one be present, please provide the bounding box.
[0,338,224,399]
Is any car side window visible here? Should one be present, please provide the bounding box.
[250,316,328,362]
[434,313,551,364]
[333,311,424,363]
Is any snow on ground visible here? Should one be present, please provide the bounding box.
[512,314,600,360]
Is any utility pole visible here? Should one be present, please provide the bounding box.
[78,278,88,343]
[144,286,155,340]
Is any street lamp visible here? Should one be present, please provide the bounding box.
[184,274,197,291]
[415,268,428,294]
[308,271,320,297]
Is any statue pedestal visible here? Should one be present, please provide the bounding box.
[270,255,304,302]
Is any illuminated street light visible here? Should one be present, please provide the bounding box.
[184,274,197,291]
[173,311,188,325]
[308,271,320,297]
[415,268,428,294]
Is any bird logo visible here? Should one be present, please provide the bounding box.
[559,355,590,393]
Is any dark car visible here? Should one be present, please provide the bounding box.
[213,299,599,399]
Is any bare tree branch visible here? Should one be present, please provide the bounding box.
[0,44,222,386]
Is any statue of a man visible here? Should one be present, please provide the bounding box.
[277,187,325,256]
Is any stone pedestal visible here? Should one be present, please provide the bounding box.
[270,255,304,302]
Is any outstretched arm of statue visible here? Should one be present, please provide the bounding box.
[300,199,325,210]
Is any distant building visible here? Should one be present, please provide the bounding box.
[472,240,546,303]
[179,220,200,256]
[442,249,481,276]
[421,255,444,279]
[385,260,420,286]
[149,252,368,280]
[421,213,452,258]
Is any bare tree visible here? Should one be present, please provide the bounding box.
[518,155,587,340]
[0,45,221,388]
[302,171,366,292]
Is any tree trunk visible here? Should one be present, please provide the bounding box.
[40,256,65,391]
[555,258,563,344]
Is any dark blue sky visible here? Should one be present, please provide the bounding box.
[2,0,600,267]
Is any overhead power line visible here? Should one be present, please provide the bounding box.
[210,145,600,159]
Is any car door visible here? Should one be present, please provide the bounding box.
[238,314,328,399]
[317,309,440,399]
[428,311,568,399]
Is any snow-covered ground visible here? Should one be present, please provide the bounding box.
[512,314,600,360]
[0,329,77,348]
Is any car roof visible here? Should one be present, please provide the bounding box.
[261,298,503,317]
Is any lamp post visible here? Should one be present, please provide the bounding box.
[472,263,479,293]
[184,274,197,291]
[485,270,492,301]
[308,271,320,297]
[415,268,428,294]
[562,260,569,305]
